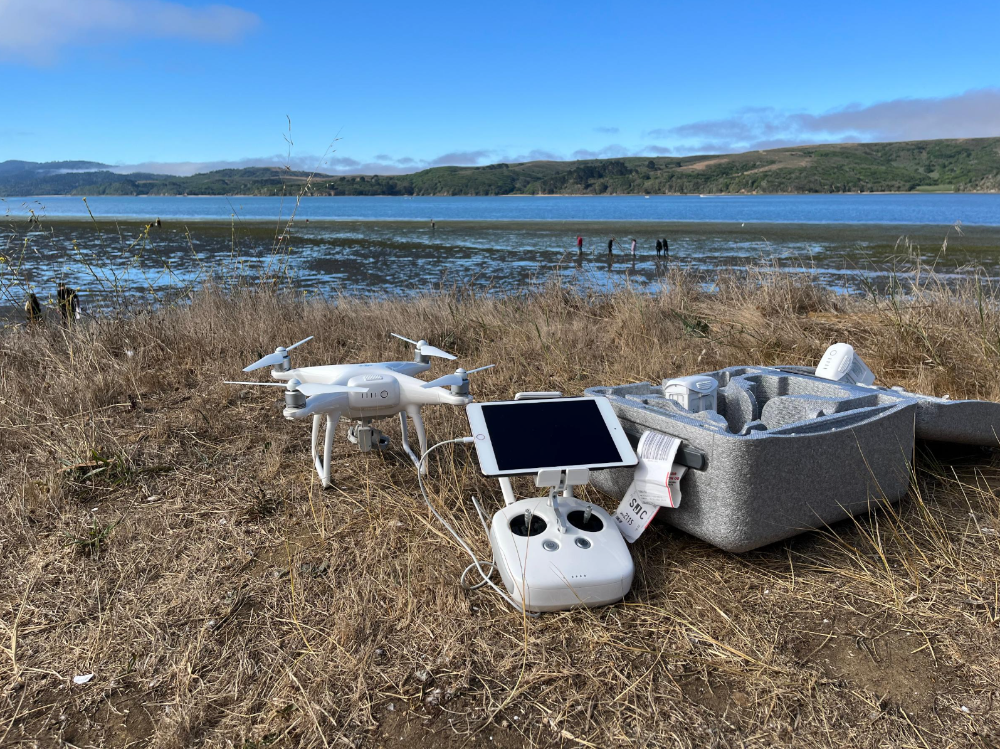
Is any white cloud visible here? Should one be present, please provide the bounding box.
[0,0,259,64]
[108,152,492,177]
[647,88,1000,154]
[570,144,629,160]
[107,144,684,177]
[425,150,494,167]
[107,143,687,177]
[109,154,333,177]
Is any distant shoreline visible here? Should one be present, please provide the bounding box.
[8,218,1000,237]
[5,190,995,200]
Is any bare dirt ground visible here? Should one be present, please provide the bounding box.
[2,268,999,747]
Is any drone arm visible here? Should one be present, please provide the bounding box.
[408,384,473,407]
[439,391,474,406]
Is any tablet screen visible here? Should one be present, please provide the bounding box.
[478,398,629,473]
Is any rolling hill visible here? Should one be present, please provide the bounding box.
[2,137,999,198]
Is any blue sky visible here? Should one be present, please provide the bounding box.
[1,0,999,175]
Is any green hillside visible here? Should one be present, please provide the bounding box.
[3,138,1000,197]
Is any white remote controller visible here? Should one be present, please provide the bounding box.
[489,496,634,612]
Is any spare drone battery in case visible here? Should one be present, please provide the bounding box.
[585,366,1000,552]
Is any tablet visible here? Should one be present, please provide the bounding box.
[466,396,638,476]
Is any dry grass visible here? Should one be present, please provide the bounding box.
[2,267,1000,748]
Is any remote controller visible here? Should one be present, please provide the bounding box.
[489,496,634,612]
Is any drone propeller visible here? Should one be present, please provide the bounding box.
[242,336,314,372]
[422,364,495,389]
[391,333,456,361]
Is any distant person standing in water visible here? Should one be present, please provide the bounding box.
[607,237,614,255]
[431,219,436,230]
[655,239,663,256]
[663,238,669,257]
[576,235,583,253]
[630,238,636,256]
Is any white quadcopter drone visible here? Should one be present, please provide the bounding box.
[227,334,492,486]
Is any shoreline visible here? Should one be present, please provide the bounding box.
[4,191,997,202]
[7,216,1000,233]
[5,188,1000,199]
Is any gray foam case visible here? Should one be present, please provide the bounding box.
[586,366,1000,552]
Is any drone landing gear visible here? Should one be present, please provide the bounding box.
[347,419,391,452]
[310,409,429,488]
[399,406,428,474]
[311,411,341,488]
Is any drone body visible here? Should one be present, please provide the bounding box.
[228,335,491,486]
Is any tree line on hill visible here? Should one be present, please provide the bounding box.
[2,138,999,198]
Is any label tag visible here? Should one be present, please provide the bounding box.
[613,431,687,543]
[614,484,660,544]
[636,464,687,508]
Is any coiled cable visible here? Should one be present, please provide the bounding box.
[417,438,538,617]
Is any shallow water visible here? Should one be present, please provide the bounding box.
[3,215,999,321]
[5,193,1000,225]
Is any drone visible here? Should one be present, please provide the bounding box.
[227,334,492,486]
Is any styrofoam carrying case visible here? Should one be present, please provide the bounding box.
[585,366,1000,552]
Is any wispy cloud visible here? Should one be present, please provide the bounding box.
[507,149,562,163]
[647,88,1000,154]
[108,154,351,177]
[594,126,620,135]
[104,88,1000,178]
[108,151,498,177]
[425,150,494,167]
[108,144,680,177]
[0,0,260,64]
[570,144,629,160]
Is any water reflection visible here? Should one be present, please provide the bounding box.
[2,217,1000,317]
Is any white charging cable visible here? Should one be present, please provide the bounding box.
[416,438,538,617]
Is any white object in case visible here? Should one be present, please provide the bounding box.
[815,342,876,386]
[662,375,718,413]
[489,496,634,612]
